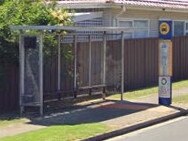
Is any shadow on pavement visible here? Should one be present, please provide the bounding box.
[29,100,159,126]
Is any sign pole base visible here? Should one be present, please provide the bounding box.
[158,76,172,106]
[159,98,171,106]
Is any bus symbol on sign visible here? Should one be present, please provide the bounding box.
[160,22,170,35]
[159,20,172,39]
[161,78,167,85]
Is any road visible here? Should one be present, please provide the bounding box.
[106,115,188,141]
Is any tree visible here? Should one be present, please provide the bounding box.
[0,0,72,63]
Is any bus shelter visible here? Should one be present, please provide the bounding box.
[11,25,131,116]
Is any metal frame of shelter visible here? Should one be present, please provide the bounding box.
[11,25,131,116]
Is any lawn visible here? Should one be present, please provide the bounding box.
[172,80,188,89]
[0,123,108,141]
[173,93,188,104]
[1,80,188,141]
[109,87,158,100]
[0,116,28,128]
[109,80,188,100]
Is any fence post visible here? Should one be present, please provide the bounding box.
[39,34,43,116]
[57,34,61,100]
[121,31,124,101]
[88,35,92,95]
[74,35,77,98]
[102,31,107,100]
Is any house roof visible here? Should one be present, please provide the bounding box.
[57,0,188,11]
[113,0,188,10]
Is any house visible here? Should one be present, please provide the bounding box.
[58,0,188,39]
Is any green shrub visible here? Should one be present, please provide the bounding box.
[0,0,72,64]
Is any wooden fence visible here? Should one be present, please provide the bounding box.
[0,63,19,114]
[1,36,188,113]
[173,36,188,81]
[123,38,159,90]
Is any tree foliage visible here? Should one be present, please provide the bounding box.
[0,0,72,63]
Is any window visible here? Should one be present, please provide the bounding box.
[75,18,103,41]
[173,21,185,36]
[119,21,133,38]
[186,23,188,35]
[119,21,132,28]
[186,23,188,30]
[173,21,188,36]
[134,20,149,38]
[118,19,149,39]
[134,20,148,28]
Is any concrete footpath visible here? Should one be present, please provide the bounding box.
[0,91,188,140]
[83,100,188,141]
[84,88,188,141]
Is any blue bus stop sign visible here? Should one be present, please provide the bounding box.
[158,20,172,106]
[159,20,172,40]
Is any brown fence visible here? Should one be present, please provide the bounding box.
[105,38,159,91]
[173,36,188,81]
[123,38,159,90]
[43,43,74,99]
[0,63,19,114]
[1,36,188,113]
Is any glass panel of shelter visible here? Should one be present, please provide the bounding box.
[20,34,43,116]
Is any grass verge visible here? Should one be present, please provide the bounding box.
[172,80,188,89]
[0,123,108,141]
[173,93,188,104]
[109,87,157,100]
[109,80,188,100]
[0,115,29,128]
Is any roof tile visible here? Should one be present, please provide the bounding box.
[58,0,188,9]
[114,0,188,9]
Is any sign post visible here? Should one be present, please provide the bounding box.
[158,20,173,105]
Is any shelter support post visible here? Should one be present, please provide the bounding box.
[19,35,25,116]
[74,35,77,98]
[121,31,124,101]
[102,31,107,100]
[88,35,92,96]
[57,34,61,100]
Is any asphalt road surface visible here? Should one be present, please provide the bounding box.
[106,115,188,141]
